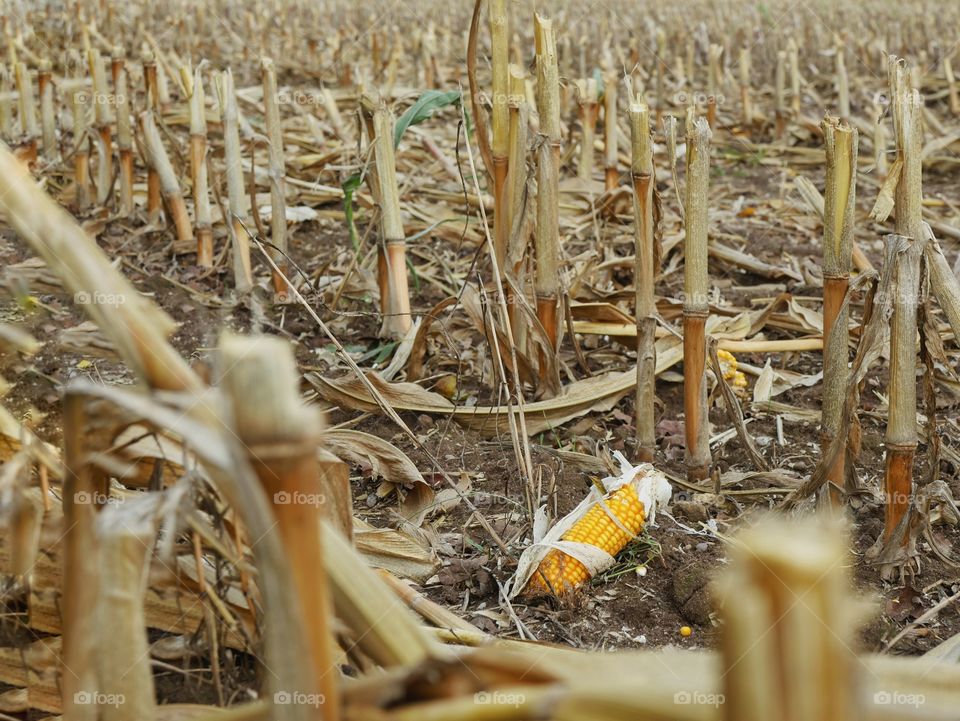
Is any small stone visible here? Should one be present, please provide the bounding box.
[696,542,709,552]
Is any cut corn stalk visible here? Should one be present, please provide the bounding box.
[37,60,56,162]
[774,50,787,138]
[683,111,713,482]
[88,48,112,202]
[534,13,561,355]
[505,64,529,345]
[788,39,801,115]
[261,57,289,294]
[820,115,858,505]
[629,101,658,462]
[511,452,671,597]
[112,49,134,217]
[489,0,509,272]
[15,61,37,162]
[372,101,412,339]
[576,77,599,181]
[835,45,850,119]
[0,64,11,140]
[739,46,752,127]
[884,57,924,541]
[71,64,90,211]
[142,51,161,224]
[188,64,212,266]
[603,68,617,191]
[215,68,254,293]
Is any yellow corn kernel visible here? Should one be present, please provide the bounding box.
[717,348,748,390]
[525,483,646,596]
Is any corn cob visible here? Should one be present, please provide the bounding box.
[525,484,646,596]
[717,348,747,390]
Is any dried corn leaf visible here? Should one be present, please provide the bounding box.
[869,156,903,223]
[354,519,439,583]
[751,359,823,403]
[320,429,434,525]
[310,368,634,436]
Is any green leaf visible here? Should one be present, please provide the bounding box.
[393,90,462,148]
[342,173,362,252]
[593,68,604,97]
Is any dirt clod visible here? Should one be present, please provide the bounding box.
[672,562,714,626]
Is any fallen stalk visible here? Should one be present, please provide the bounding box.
[140,111,193,244]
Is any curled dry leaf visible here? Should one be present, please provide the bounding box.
[354,518,439,583]
[320,429,435,525]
